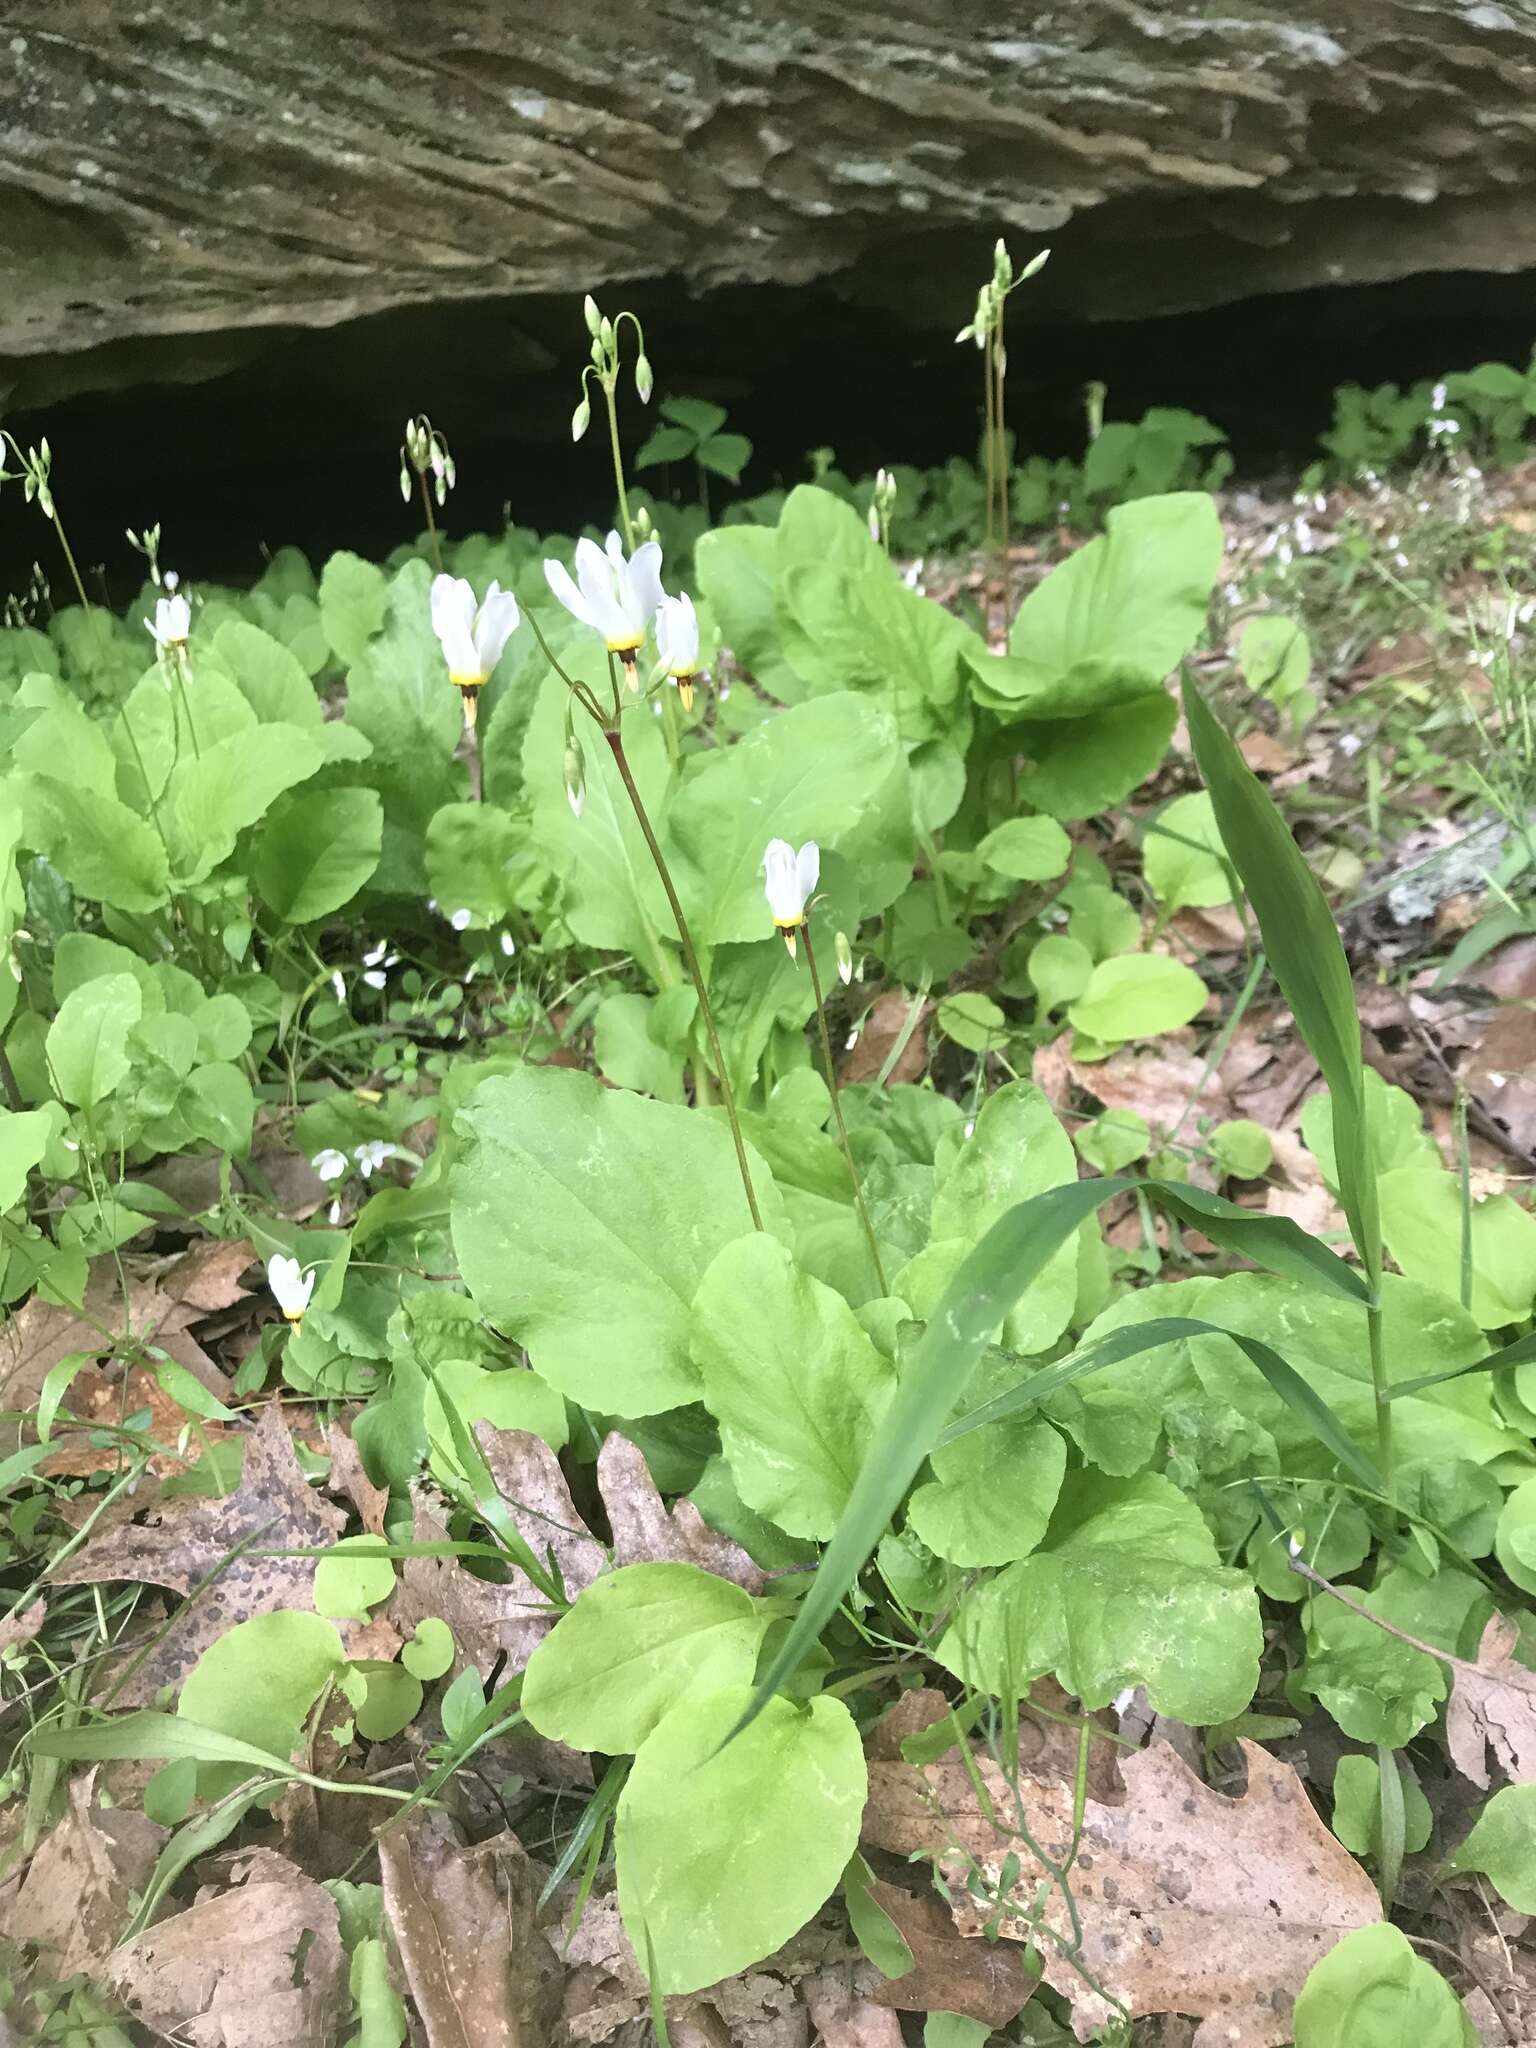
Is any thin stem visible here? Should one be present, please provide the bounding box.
[993,330,1012,624]
[604,730,763,1232]
[602,379,634,551]
[417,472,444,575]
[802,926,888,1296]
[524,609,607,724]
[982,351,996,557]
[1367,1299,1396,1514]
[462,694,484,802]
[50,511,90,613]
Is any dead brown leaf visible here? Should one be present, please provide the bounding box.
[379,1811,561,2048]
[144,1114,329,1220]
[1031,1034,1075,1112]
[1172,904,1247,957]
[1447,1615,1536,1790]
[1236,731,1299,776]
[598,1435,764,1591]
[325,1421,389,1536]
[5,1772,164,1976]
[862,1737,1379,2046]
[111,1847,345,2048]
[0,1597,45,1652]
[52,1402,345,1700]
[1071,1044,1220,1135]
[1472,936,1536,1004]
[391,1427,604,1682]
[0,1264,223,1417]
[38,1360,236,1481]
[1466,1004,1536,1157]
[864,1880,1033,2026]
[158,1237,257,1313]
[803,1974,905,2048]
[561,1888,851,2048]
[842,991,932,1087]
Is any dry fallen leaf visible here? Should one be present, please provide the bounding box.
[803,1973,905,2048]
[1466,1003,1536,1158]
[379,1811,561,2048]
[842,990,932,1087]
[325,1421,389,1536]
[1447,1614,1536,1790]
[38,1360,236,1481]
[864,1879,1033,2027]
[111,1846,345,2048]
[0,1264,225,1417]
[158,1237,257,1313]
[598,1435,764,1591]
[5,1772,164,1977]
[52,1402,346,1700]
[391,1427,605,1682]
[1032,1033,1075,1112]
[561,1888,851,2048]
[862,1736,1379,2046]
[1071,1044,1221,1135]
[0,1597,45,1652]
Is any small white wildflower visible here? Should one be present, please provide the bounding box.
[654,591,702,710]
[361,939,399,990]
[330,971,346,1003]
[761,839,819,957]
[964,1119,976,1139]
[428,575,520,698]
[499,931,516,957]
[267,1254,315,1323]
[354,1140,389,1178]
[146,590,191,649]
[543,530,664,677]
[312,1147,349,1182]
[450,907,473,932]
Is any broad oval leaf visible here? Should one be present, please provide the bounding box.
[523,1562,764,1753]
[617,1686,865,1992]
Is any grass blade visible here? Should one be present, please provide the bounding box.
[1143,1179,1368,1302]
[725,1179,1120,1743]
[1182,677,1379,1282]
[937,1313,1380,1490]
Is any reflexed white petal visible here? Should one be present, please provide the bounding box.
[544,556,600,634]
[761,838,804,924]
[147,592,191,646]
[430,573,480,677]
[266,1253,315,1318]
[627,539,665,623]
[796,840,821,907]
[656,591,699,676]
[473,582,521,674]
[576,535,631,644]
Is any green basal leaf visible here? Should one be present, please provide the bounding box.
[1292,1925,1477,2048]
[253,785,382,923]
[453,1066,786,1414]
[936,1470,1261,1723]
[692,1234,897,1539]
[1446,1784,1536,1912]
[617,1686,865,1993]
[523,1562,765,1753]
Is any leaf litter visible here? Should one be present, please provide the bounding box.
[860,1691,1380,2045]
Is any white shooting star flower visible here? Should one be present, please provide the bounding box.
[761,838,819,958]
[312,1148,349,1182]
[361,940,399,991]
[654,591,702,711]
[543,530,664,684]
[429,574,521,728]
[267,1253,315,1324]
[146,590,191,650]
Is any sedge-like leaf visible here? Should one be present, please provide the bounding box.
[1181,678,1379,1287]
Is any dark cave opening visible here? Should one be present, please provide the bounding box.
[4,255,1536,603]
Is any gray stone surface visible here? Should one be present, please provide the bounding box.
[3,2,1536,400]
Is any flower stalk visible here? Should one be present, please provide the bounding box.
[801,925,888,1297]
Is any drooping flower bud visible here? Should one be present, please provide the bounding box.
[564,737,586,819]
[834,931,854,986]
[571,397,592,443]
[583,293,602,337]
[635,353,654,404]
